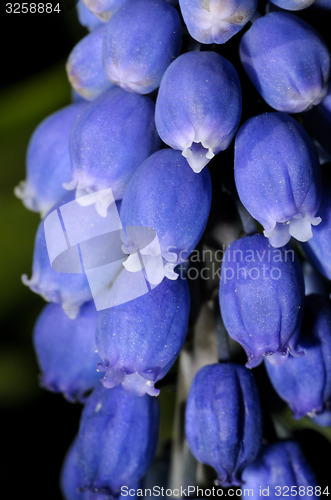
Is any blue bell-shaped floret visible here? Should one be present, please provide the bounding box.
[76,384,159,498]
[67,25,115,101]
[155,51,241,173]
[303,87,331,155]
[265,294,331,419]
[77,1,104,31]
[240,12,330,113]
[33,301,101,402]
[234,112,322,248]
[242,441,317,498]
[269,0,316,9]
[219,234,305,368]
[311,409,331,427]
[22,192,93,318]
[185,363,262,486]
[61,437,139,500]
[302,168,331,280]
[96,275,190,396]
[179,0,257,44]
[103,0,182,95]
[120,148,211,282]
[81,0,129,21]
[14,102,86,216]
[66,87,160,213]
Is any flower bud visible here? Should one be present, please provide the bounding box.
[242,441,317,497]
[14,102,86,216]
[120,148,211,281]
[66,25,115,101]
[302,168,331,280]
[96,275,190,396]
[219,234,305,368]
[61,437,139,500]
[265,294,331,419]
[76,384,159,497]
[22,202,92,318]
[103,0,182,95]
[311,409,331,427]
[66,87,160,211]
[185,363,262,486]
[240,12,330,113]
[155,51,241,173]
[82,0,128,21]
[33,301,100,402]
[303,88,331,155]
[269,0,316,9]
[179,0,257,44]
[77,1,104,31]
[234,112,321,248]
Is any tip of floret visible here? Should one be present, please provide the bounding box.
[62,300,80,319]
[264,214,322,248]
[100,366,160,397]
[182,142,214,173]
[14,181,41,213]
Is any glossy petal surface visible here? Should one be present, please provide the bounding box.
[240,12,330,112]
[185,363,262,486]
[77,384,159,496]
[155,51,241,172]
[104,0,182,94]
[96,276,190,396]
[219,234,305,367]
[234,112,321,247]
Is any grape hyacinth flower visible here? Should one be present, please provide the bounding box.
[76,384,159,497]
[311,410,331,427]
[269,0,316,9]
[66,25,115,101]
[22,192,93,318]
[155,51,241,173]
[302,168,331,280]
[303,88,331,155]
[265,294,331,419]
[120,148,212,281]
[103,0,182,95]
[219,234,305,368]
[82,0,128,21]
[33,301,101,402]
[179,0,257,45]
[61,438,139,500]
[242,441,317,498]
[65,87,160,213]
[185,363,262,486]
[62,439,92,500]
[240,12,330,113]
[77,1,103,31]
[96,275,190,396]
[234,112,322,248]
[15,102,86,216]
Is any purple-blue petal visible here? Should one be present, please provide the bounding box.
[240,12,330,112]
[103,0,182,94]
[34,301,100,402]
[219,234,305,367]
[185,363,262,486]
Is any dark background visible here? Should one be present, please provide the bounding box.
[0,2,86,498]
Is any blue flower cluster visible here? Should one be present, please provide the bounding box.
[16,0,331,498]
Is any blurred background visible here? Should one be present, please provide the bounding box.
[0,2,85,497]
